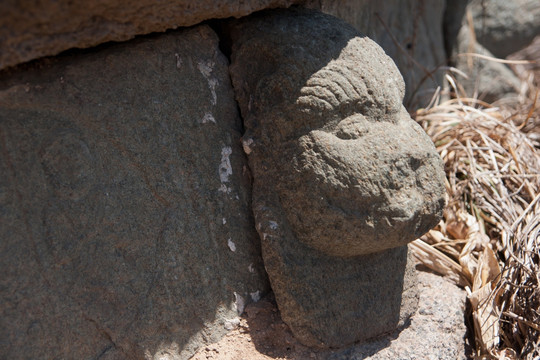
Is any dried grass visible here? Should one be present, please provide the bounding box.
[412,65,540,358]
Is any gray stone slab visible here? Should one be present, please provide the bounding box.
[0,25,268,359]
[0,0,305,70]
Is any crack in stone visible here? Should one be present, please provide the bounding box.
[83,314,122,358]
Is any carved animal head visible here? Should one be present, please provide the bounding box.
[231,8,445,257]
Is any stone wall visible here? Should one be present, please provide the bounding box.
[1,0,449,105]
[0,0,305,70]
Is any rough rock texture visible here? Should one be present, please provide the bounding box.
[314,0,447,107]
[0,25,268,360]
[327,271,469,360]
[444,0,539,102]
[0,0,306,70]
[229,8,446,348]
[509,36,540,145]
[454,25,521,102]
[2,0,450,108]
[510,36,540,81]
[190,271,468,360]
[469,0,540,59]
[3,0,535,107]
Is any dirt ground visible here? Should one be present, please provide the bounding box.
[190,294,320,360]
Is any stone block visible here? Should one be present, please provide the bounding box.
[0,25,268,359]
[0,0,304,70]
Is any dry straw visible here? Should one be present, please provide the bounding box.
[412,67,540,358]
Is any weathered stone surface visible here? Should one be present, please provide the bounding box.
[0,0,306,71]
[229,8,446,348]
[328,271,469,360]
[469,0,540,59]
[454,25,521,102]
[1,0,462,110]
[1,0,453,109]
[0,25,268,359]
[313,0,447,107]
[444,0,528,102]
[230,7,446,262]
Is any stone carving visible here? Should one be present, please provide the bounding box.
[229,8,446,348]
[0,25,269,359]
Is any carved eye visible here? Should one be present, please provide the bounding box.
[334,114,369,140]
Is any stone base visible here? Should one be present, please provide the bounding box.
[262,240,419,348]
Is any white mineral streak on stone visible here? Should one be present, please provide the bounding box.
[268,220,278,230]
[222,217,227,225]
[223,317,240,330]
[197,60,212,77]
[174,53,182,69]
[218,184,231,193]
[208,79,218,105]
[250,290,261,302]
[248,263,255,273]
[233,292,245,315]
[197,60,218,105]
[218,146,233,194]
[201,112,216,124]
[241,138,254,155]
[219,146,233,183]
[227,238,236,252]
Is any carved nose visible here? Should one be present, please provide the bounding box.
[381,189,423,222]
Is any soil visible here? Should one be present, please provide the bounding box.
[190,295,318,360]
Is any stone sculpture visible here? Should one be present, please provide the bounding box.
[229,8,446,348]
